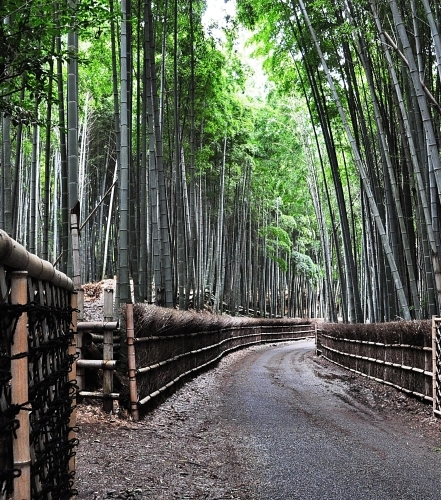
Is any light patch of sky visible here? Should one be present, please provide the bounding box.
[203,0,269,98]
[202,0,237,35]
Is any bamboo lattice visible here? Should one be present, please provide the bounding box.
[432,318,441,417]
[0,231,77,500]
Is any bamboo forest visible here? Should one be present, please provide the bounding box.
[1,0,441,323]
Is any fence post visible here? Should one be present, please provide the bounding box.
[69,291,78,477]
[126,302,139,421]
[71,209,85,393]
[76,288,85,392]
[432,316,438,414]
[11,271,31,500]
[103,289,114,413]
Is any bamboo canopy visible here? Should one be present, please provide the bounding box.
[0,229,73,291]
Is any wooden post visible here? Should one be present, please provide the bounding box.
[70,210,81,290]
[425,328,432,401]
[76,288,84,391]
[71,209,85,394]
[69,291,78,478]
[11,271,31,500]
[126,302,139,421]
[103,289,114,413]
[314,321,317,352]
[432,316,438,414]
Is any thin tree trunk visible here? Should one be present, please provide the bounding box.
[118,0,130,305]
[214,135,227,313]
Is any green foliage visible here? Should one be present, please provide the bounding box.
[259,224,292,271]
[292,250,320,284]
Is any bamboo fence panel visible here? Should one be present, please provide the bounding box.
[133,323,314,412]
[432,318,441,417]
[317,330,433,403]
[0,231,76,500]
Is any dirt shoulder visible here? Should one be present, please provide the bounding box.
[74,347,261,500]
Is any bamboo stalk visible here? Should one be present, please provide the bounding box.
[126,303,139,421]
[11,271,31,500]
[103,289,114,413]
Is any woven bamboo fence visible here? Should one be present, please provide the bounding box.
[0,230,77,500]
[127,304,315,418]
[432,318,441,417]
[316,321,433,404]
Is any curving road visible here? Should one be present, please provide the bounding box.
[219,339,441,500]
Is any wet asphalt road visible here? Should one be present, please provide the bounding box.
[220,339,441,500]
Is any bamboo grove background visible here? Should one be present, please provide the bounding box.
[1,0,441,323]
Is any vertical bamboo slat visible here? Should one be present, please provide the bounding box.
[72,211,85,392]
[71,211,81,290]
[103,289,114,413]
[126,303,139,421]
[11,271,31,500]
[425,332,432,399]
[69,291,78,477]
[432,317,438,413]
[76,287,84,391]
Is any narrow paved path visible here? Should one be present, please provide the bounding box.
[220,339,441,499]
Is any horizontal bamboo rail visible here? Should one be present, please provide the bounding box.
[137,336,261,375]
[134,322,315,412]
[0,229,73,290]
[134,326,314,343]
[322,356,433,403]
[317,326,433,405]
[136,331,313,374]
[77,321,119,331]
[320,344,433,377]
[139,338,312,406]
[76,359,117,369]
[75,290,119,413]
[78,391,120,399]
[318,332,431,351]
